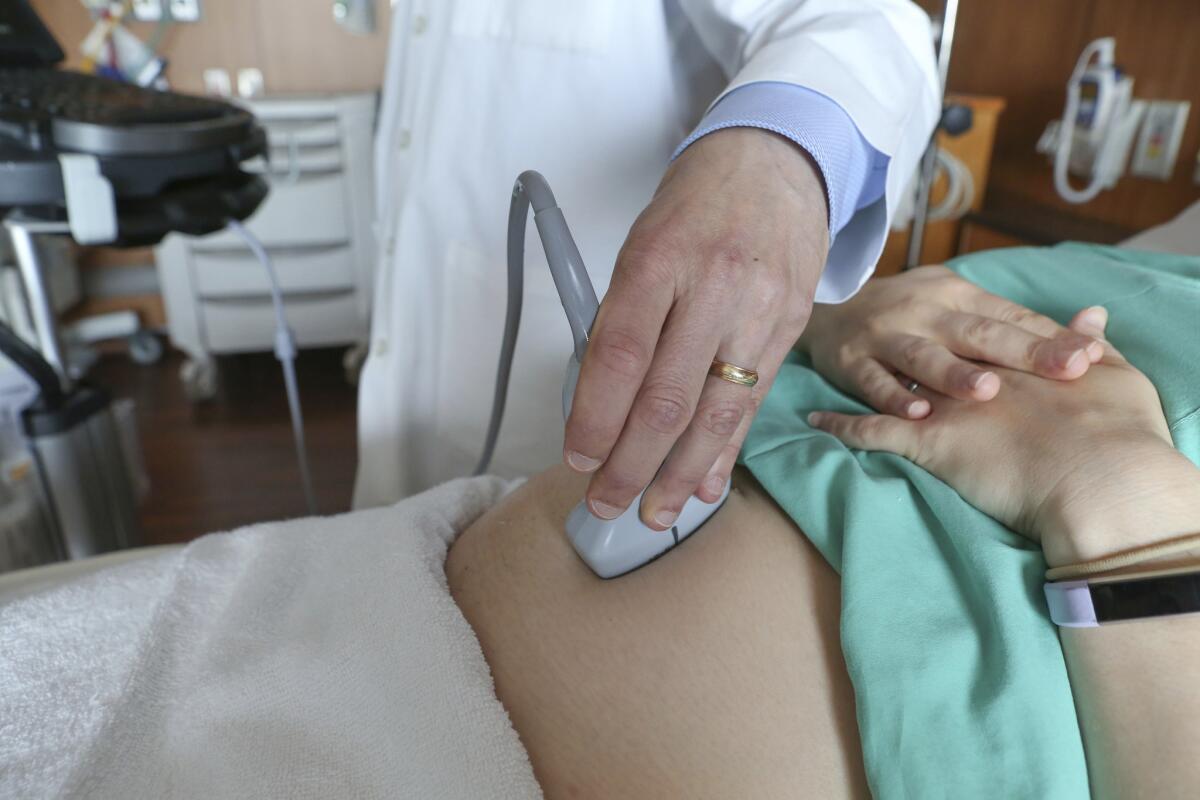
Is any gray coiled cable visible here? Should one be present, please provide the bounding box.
[473,171,600,476]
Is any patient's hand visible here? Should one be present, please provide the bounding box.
[799,266,1104,419]
[809,306,1200,567]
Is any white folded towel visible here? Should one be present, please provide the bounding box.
[0,476,542,799]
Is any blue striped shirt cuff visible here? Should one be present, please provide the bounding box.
[673,82,888,240]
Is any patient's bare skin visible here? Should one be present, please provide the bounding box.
[447,465,867,799]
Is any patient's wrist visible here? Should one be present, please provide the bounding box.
[1037,443,1200,569]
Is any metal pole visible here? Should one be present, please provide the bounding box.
[4,216,74,391]
[906,0,961,269]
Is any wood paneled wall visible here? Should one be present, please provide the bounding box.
[30,0,391,95]
[923,0,1200,232]
[32,0,1199,237]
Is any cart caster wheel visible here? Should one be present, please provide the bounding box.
[128,330,164,365]
[180,357,218,402]
[343,342,368,386]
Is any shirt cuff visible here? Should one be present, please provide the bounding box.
[673,82,888,240]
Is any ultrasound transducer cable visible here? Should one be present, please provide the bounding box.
[473,171,728,579]
[473,170,599,476]
[226,218,318,515]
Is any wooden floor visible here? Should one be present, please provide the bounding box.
[92,345,359,546]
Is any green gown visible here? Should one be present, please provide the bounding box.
[741,244,1200,799]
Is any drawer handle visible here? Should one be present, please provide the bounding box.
[193,242,350,258]
[256,112,340,125]
[285,135,301,185]
[245,160,342,179]
[202,288,355,304]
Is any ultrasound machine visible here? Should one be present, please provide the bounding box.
[0,0,267,564]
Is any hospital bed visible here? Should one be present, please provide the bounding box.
[9,195,1198,585]
[1115,200,1200,255]
[4,199,1199,798]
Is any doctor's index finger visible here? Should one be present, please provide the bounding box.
[563,256,675,471]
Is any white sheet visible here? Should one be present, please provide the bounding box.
[0,476,542,799]
[1120,200,1200,256]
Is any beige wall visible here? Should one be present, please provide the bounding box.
[31,0,391,95]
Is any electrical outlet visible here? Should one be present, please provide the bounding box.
[131,0,164,21]
[237,68,265,99]
[202,68,231,98]
[1131,100,1191,181]
[167,0,202,22]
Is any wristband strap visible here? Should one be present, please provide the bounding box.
[1045,531,1200,581]
[1045,570,1200,627]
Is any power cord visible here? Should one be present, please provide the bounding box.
[225,219,317,516]
[927,148,975,221]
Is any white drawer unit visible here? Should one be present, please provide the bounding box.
[190,245,357,299]
[199,292,362,353]
[155,93,377,400]
[198,172,351,249]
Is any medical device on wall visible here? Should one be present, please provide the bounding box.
[1042,37,1146,205]
[475,171,728,579]
[333,0,376,35]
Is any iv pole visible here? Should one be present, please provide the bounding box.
[906,0,961,269]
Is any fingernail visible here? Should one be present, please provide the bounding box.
[1079,305,1108,333]
[969,370,996,390]
[906,398,930,417]
[653,509,678,528]
[1086,340,1104,362]
[589,499,623,520]
[807,412,823,426]
[565,450,601,472]
[702,474,726,498]
[1063,349,1086,373]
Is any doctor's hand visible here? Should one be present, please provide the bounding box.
[798,265,1106,419]
[564,128,830,531]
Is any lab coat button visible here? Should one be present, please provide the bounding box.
[398,130,411,149]
[375,339,389,357]
[412,15,428,35]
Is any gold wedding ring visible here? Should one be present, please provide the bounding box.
[709,359,759,387]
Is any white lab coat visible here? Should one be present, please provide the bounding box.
[355,0,939,508]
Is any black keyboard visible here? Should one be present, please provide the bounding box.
[0,67,256,156]
[0,0,268,245]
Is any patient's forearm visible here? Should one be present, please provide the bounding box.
[1063,618,1200,798]
[1050,463,1200,799]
